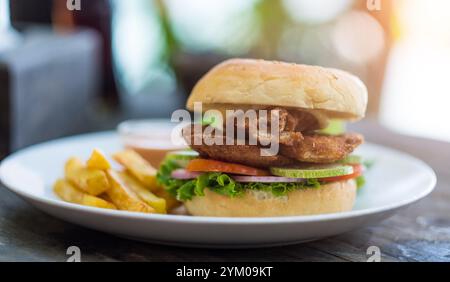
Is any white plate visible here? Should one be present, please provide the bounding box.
[0,131,436,248]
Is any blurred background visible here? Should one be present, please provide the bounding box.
[1,0,449,158]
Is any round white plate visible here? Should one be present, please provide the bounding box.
[0,131,436,248]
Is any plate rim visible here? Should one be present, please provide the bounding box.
[0,131,437,225]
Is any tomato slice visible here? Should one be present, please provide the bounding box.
[186,159,271,176]
[321,164,363,182]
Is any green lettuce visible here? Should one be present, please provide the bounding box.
[156,158,323,201]
[356,175,366,189]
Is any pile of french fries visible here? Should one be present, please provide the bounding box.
[54,149,180,214]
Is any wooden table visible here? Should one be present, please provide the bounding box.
[1,121,449,262]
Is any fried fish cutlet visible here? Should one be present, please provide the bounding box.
[228,107,321,132]
[190,143,297,168]
[280,133,364,164]
[183,126,296,168]
[183,126,364,168]
[228,107,322,145]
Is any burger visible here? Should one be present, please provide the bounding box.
[157,59,368,217]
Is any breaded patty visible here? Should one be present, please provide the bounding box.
[183,126,296,168]
[183,125,363,168]
[280,133,364,163]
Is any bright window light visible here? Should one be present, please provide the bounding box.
[380,0,450,142]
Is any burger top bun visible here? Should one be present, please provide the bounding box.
[187,59,368,121]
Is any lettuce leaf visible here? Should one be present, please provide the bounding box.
[156,158,323,201]
[356,175,366,189]
[156,157,371,201]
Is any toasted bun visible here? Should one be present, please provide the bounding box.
[185,179,356,217]
[187,59,368,121]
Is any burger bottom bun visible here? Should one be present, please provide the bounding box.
[184,179,356,217]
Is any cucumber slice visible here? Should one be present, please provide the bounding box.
[167,150,199,167]
[319,120,346,135]
[270,164,354,179]
[338,155,362,164]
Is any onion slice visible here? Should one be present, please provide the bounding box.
[232,176,305,183]
[171,169,201,180]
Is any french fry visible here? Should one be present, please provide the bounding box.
[87,149,111,170]
[99,193,114,203]
[105,170,155,213]
[112,150,158,191]
[54,179,116,210]
[118,171,167,214]
[154,187,182,211]
[65,157,110,196]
